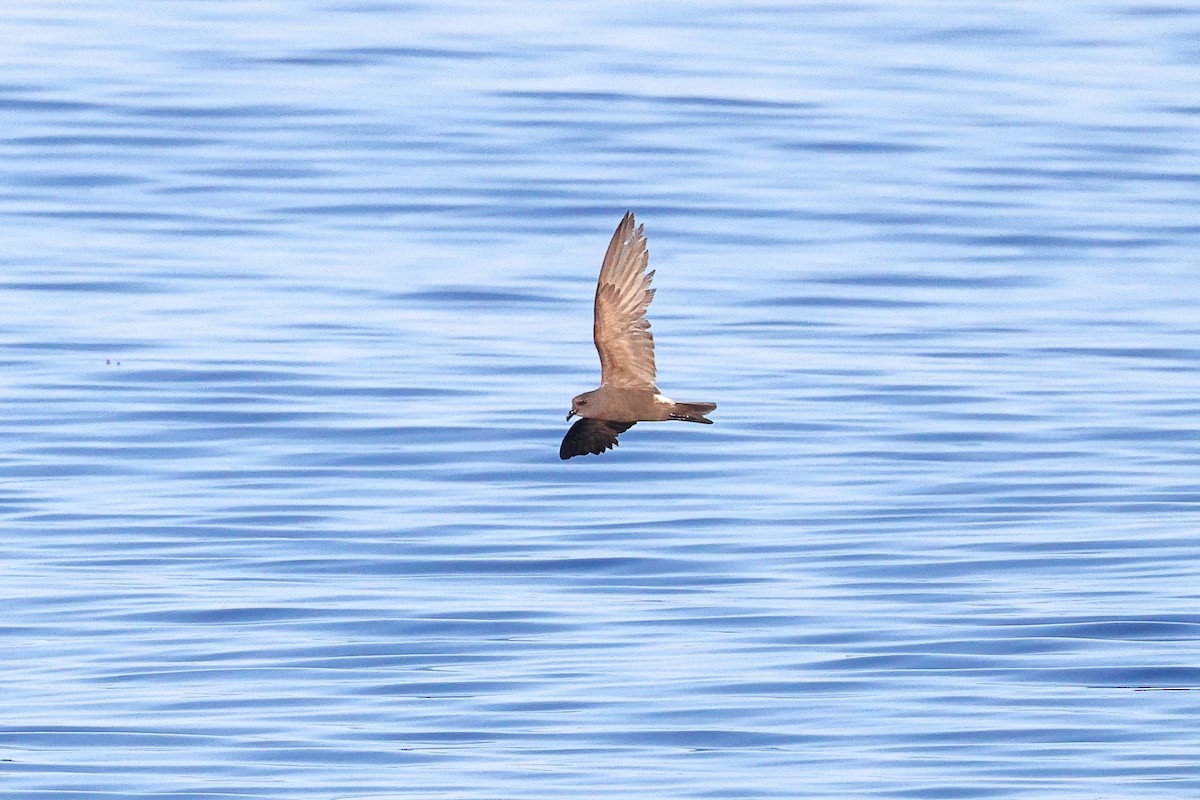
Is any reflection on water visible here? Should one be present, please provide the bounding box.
[3,1,1200,797]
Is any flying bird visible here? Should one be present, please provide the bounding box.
[561,212,716,459]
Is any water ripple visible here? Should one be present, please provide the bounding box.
[2,1,1200,798]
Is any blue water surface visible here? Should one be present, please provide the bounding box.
[2,1,1200,798]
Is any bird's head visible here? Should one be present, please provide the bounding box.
[567,391,597,421]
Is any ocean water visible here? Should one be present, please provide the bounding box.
[3,1,1200,797]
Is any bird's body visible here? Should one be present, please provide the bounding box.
[560,212,716,459]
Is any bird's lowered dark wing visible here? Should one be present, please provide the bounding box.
[559,418,636,460]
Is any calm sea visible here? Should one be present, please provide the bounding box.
[3,1,1199,798]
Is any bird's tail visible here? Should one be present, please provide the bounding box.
[670,401,717,424]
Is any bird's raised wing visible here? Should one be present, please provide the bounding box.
[593,212,657,390]
[559,418,636,460]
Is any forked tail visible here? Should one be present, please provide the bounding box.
[669,401,717,424]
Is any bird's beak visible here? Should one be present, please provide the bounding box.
[566,410,576,421]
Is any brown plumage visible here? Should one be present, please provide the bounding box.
[561,212,716,459]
